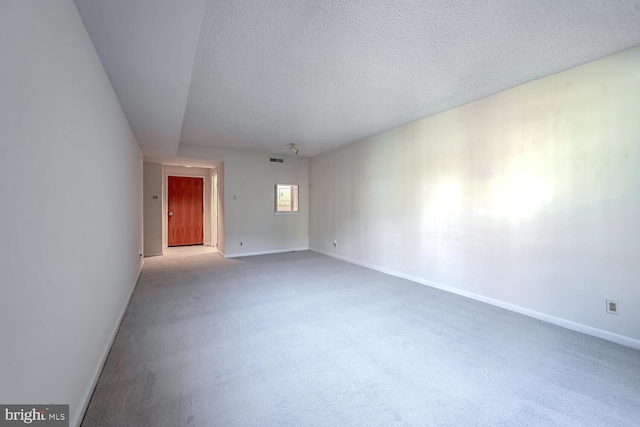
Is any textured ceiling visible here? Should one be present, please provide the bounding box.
[75,1,640,158]
[180,0,640,157]
[74,0,205,156]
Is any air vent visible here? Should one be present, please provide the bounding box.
[270,158,284,163]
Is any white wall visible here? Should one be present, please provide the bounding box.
[0,2,143,426]
[144,162,163,256]
[178,145,309,257]
[217,162,226,254]
[210,169,218,249]
[309,46,640,347]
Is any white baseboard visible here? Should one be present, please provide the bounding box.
[310,247,640,351]
[224,247,309,259]
[143,252,163,258]
[74,261,143,427]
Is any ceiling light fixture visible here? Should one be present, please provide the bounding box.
[290,144,299,155]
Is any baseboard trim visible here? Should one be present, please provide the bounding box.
[74,261,144,427]
[143,252,163,258]
[225,247,309,259]
[310,248,640,351]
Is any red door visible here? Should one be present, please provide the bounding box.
[168,176,204,246]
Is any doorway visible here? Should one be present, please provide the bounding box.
[167,176,204,246]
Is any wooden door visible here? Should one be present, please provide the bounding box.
[168,176,204,246]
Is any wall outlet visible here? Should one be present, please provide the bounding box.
[333,241,337,248]
[606,299,619,315]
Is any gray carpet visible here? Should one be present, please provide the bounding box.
[82,250,640,426]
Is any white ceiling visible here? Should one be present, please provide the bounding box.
[77,0,640,158]
[74,0,205,156]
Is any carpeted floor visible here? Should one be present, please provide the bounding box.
[82,250,640,426]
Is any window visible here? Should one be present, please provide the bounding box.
[275,184,299,213]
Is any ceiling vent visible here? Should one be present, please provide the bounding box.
[270,158,284,163]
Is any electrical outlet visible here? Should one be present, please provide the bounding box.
[606,299,619,315]
[333,241,337,248]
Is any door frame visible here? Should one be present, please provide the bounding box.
[163,173,205,248]
[211,172,218,248]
